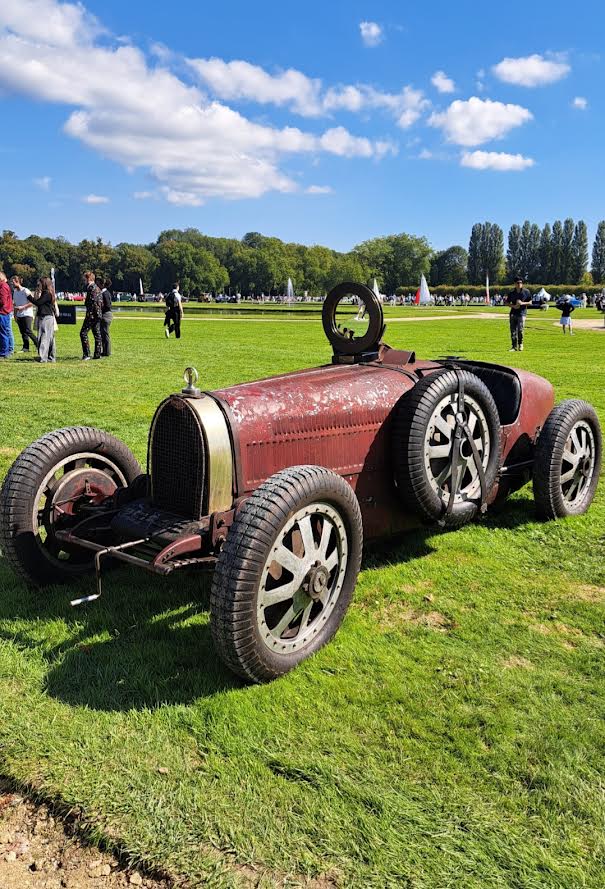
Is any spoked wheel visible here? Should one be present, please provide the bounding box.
[533,400,602,519]
[258,503,348,655]
[210,465,363,683]
[392,369,501,528]
[423,392,491,506]
[0,427,141,586]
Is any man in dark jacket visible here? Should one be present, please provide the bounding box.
[505,276,532,351]
[0,271,14,358]
[80,271,103,360]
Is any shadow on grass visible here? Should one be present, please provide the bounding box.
[0,496,538,713]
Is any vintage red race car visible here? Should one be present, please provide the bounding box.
[1,283,601,682]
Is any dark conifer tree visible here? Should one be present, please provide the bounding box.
[591,220,605,284]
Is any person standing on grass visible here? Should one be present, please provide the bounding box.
[164,281,183,339]
[556,296,575,336]
[100,277,113,357]
[0,271,13,358]
[10,275,38,353]
[80,271,103,360]
[505,276,532,351]
[31,277,57,362]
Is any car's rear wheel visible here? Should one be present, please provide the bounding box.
[392,369,501,528]
[533,400,601,519]
[210,465,363,683]
[0,426,141,586]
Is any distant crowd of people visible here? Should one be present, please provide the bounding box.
[0,271,113,362]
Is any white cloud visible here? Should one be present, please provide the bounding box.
[33,175,51,190]
[429,97,533,146]
[188,58,323,116]
[431,70,455,94]
[83,193,109,204]
[0,0,394,205]
[190,57,429,129]
[418,148,433,159]
[0,0,101,48]
[133,190,153,199]
[572,96,588,110]
[461,150,535,171]
[492,53,570,87]
[359,21,383,47]
[306,184,333,194]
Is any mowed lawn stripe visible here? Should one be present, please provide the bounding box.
[0,316,604,887]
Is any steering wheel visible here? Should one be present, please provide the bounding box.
[322,282,385,356]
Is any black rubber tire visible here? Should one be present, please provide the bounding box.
[392,369,501,528]
[533,400,602,519]
[0,426,141,586]
[210,465,363,683]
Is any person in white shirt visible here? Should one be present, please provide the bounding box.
[10,276,38,353]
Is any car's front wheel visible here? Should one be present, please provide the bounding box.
[210,465,363,683]
[0,426,141,586]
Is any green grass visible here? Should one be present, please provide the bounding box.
[1,313,604,888]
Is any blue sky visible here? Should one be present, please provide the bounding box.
[0,0,603,252]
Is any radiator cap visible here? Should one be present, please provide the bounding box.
[182,366,202,397]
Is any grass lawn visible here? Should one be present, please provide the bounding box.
[0,311,604,888]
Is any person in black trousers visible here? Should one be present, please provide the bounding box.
[80,271,103,360]
[164,282,183,339]
[100,277,113,357]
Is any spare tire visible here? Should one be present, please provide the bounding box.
[392,369,501,528]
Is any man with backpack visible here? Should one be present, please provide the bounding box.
[164,282,183,339]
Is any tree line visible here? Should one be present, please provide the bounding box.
[0,228,433,298]
[1,222,604,297]
[465,219,605,286]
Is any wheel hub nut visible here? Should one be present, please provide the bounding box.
[303,563,331,600]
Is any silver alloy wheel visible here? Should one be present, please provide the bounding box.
[560,420,596,508]
[257,503,348,653]
[424,393,491,504]
[32,452,128,567]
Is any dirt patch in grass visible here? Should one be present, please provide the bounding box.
[373,603,454,632]
[0,781,171,889]
[572,584,605,603]
[528,620,604,649]
[502,654,533,669]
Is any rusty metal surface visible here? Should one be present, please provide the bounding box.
[212,359,444,538]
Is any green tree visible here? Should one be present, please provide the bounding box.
[429,246,468,286]
[571,221,588,284]
[527,223,541,282]
[551,220,563,283]
[560,218,575,282]
[538,223,552,283]
[506,224,521,281]
[591,220,605,283]
[153,241,228,295]
[111,244,159,292]
[355,233,432,292]
[467,223,483,284]
[76,238,114,286]
[0,231,46,287]
[480,222,504,283]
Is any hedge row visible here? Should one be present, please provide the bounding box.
[395,284,605,298]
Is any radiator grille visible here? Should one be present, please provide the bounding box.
[149,397,206,518]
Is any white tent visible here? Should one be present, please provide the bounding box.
[535,287,551,301]
[415,274,432,305]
